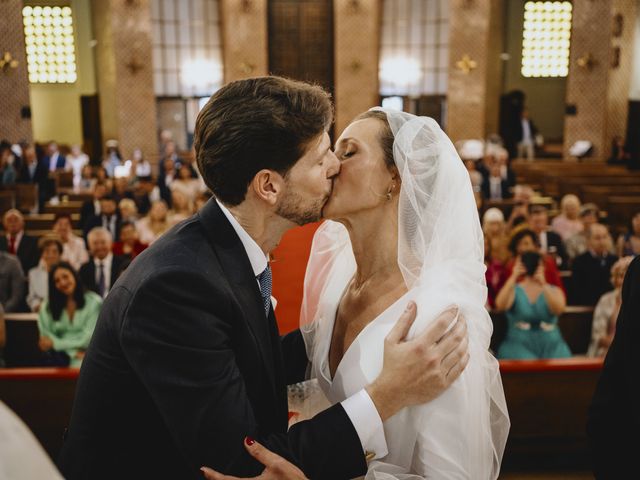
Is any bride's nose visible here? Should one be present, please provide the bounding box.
[326,150,341,178]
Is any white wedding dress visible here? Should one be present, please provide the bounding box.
[298,109,510,479]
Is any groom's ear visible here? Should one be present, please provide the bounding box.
[250,169,286,206]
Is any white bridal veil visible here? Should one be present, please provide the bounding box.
[300,108,510,479]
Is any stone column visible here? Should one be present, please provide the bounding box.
[91,0,157,159]
[563,0,637,160]
[333,0,380,135]
[447,0,504,142]
[220,0,268,83]
[0,0,33,142]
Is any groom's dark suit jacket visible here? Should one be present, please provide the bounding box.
[58,199,367,480]
[587,255,640,478]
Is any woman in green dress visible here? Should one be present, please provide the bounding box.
[37,262,102,367]
[495,229,571,359]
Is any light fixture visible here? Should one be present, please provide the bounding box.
[181,58,223,93]
[379,56,422,91]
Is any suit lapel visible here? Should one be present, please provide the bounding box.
[198,200,278,401]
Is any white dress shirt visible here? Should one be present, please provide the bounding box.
[216,199,388,459]
[521,119,533,145]
[61,234,89,271]
[94,253,113,298]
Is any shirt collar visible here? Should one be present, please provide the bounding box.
[216,199,268,277]
[94,252,113,266]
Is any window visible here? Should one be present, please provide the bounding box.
[521,1,572,78]
[151,0,223,97]
[379,0,449,96]
[22,5,77,84]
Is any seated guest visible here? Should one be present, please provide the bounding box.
[136,200,171,245]
[506,185,534,231]
[77,164,96,192]
[481,156,513,201]
[588,256,634,358]
[551,194,583,241]
[528,204,568,269]
[80,228,129,299]
[43,141,66,172]
[497,227,566,296]
[83,194,122,242]
[27,236,63,312]
[52,213,88,271]
[565,203,601,261]
[0,209,39,274]
[483,208,511,308]
[1,140,17,186]
[79,182,108,229]
[170,163,202,205]
[66,144,89,189]
[37,262,102,367]
[130,148,152,179]
[133,175,161,216]
[570,224,618,306]
[495,249,570,359]
[0,251,25,312]
[616,211,640,257]
[118,198,139,223]
[17,143,48,186]
[112,177,134,203]
[102,140,123,178]
[112,222,147,260]
[169,189,194,225]
[157,157,177,207]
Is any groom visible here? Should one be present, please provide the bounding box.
[58,76,469,480]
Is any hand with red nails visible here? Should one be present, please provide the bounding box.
[201,437,308,480]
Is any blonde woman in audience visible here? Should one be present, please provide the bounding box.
[551,194,583,241]
[169,188,194,225]
[616,211,640,257]
[136,200,171,244]
[118,198,139,223]
[37,262,102,367]
[53,213,89,271]
[27,236,63,312]
[588,256,634,357]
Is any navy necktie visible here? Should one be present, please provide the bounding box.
[97,262,106,298]
[257,265,272,316]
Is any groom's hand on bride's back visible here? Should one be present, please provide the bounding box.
[366,302,469,421]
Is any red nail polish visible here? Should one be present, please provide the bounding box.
[245,436,255,446]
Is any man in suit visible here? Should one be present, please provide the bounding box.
[588,255,640,478]
[58,77,469,479]
[83,194,122,243]
[79,227,129,299]
[515,108,538,161]
[79,182,108,230]
[528,204,569,269]
[43,141,66,172]
[570,224,618,305]
[17,144,51,210]
[481,155,513,201]
[0,209,39,274]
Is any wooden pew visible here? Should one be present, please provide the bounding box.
[500,358,603,469]
[0,190,16,215]
[23,213,81,231]
[43,201,83,216]
[0,368,79,459]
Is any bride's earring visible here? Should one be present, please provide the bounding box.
[386,183,396,200]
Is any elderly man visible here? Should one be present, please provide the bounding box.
[79,228,129,299]
[0,209,39,274]
[0,251,25,313]
[570,224,619,306]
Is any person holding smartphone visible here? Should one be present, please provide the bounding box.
[495,229,570,359]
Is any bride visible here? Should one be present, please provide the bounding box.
[206,108,509,479]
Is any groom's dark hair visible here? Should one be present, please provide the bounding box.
[194,76,333,206]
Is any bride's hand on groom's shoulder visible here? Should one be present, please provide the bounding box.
[201,437,308,480]
[367,303,469,421]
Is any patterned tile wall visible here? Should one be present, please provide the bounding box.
[0,0,33,142]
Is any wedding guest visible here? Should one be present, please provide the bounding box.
[551,194,583,241]
[0,251,25,313]
[17,143,48,186]
[515,108,538,161]
[480,156,512,201]
[528,204,568,269]
[565,203,601,261]
[506,185,534,231]
[130,148,152,179]
[53,213,89,272]
[103,140,123,177]
[588,256,639,478]
[133,175,160,216]
[118,198,139,223]
[37,262,102,367]
[67,145,89,188]
[136,200,171,245]
[483,208,511,308]
[158,157,177,206]
[616,211,640,257]
[0,209,39,274]
[588,256,634,358]
[83,194,122,242]
[27,236,63,312]
[80,182,108,229]
[570,224,618,306]
[43,141,66,172]
[112,176,134,203]
[77,164,96,192]
[169,189,194,225]
[79,228,129,299]
[0,141,17,186]
[170,163,202,204]
[112,222,147,260]
[495,251,569,359]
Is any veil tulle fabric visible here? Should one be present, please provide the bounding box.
[299,108,510,479]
